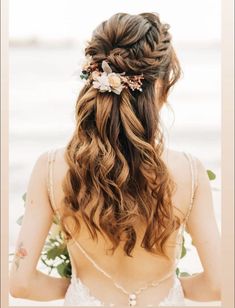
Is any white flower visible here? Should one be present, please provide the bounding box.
[91,61,126,95]
[93,72,112,92]
[108,73,124,94]
[111,85,124,95]
[108,73,122,88]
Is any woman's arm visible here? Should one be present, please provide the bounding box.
[9,152,71,300]
[179,157,221,301]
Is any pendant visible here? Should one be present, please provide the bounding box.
[128,293,137,306]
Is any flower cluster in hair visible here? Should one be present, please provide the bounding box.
[80,57,144,95]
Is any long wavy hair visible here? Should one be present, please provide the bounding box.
[60,12,182,258]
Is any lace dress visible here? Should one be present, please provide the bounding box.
[47,149,198,306]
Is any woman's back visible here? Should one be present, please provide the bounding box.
[47,146,197,306]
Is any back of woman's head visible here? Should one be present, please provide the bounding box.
[61,12,182,257]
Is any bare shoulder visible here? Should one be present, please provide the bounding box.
[162,148,192,182]
[162,147,203,216]
[165,148,207,186]
[34,147,67,171]
[55,146,67,162]
[30,150,50,179]
[35,150,50,164]
[53,146,70,176]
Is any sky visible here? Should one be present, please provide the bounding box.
[9,0,221,43]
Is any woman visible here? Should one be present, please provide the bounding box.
[9,12,221,306]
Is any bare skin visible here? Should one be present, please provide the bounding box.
[9,144,221,304]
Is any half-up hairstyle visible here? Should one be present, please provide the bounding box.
[61,12,182,257]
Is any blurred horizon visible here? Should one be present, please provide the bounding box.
[9,0,220,44]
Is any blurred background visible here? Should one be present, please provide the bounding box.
[9,0,221,305]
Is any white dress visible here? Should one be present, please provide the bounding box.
[47,150,198,307]
[63,272,186,306]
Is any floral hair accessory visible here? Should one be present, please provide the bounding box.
[80,59,144,95]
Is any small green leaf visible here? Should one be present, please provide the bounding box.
[180,237,187,259]
[47,246,61,260]
[57,261,71,278]
[64,262,72,277]
[57,262,68,277]
[80,73,88,80]
[16,215,24,225]
[207,170,216,181]
[180,272,191,277]
[180,245,187,259]
[53,215,60,225]
[49,238,59,244]
[176,267,180,276]
[47,243,67,260]
[22,192,27,203]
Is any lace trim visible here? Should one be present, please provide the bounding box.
[64,275,185,306]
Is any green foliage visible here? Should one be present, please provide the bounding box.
[11,168,216,278]
[22,192,27,202]
[180,238,187,259]
[80,72,89,80]
[57,261,72,277]
[16,215,24,226]
[41,234,72,278]
[207,169,216,180]
[176,236,190,277]
[179,272,191,277]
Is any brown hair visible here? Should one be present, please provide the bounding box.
[61,12,182,257]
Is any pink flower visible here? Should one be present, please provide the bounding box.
[16,247,27,257]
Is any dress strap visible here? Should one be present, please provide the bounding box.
[47,148,61,220]
[182,152,198,222]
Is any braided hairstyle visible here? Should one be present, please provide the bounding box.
[61,13,182,257]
